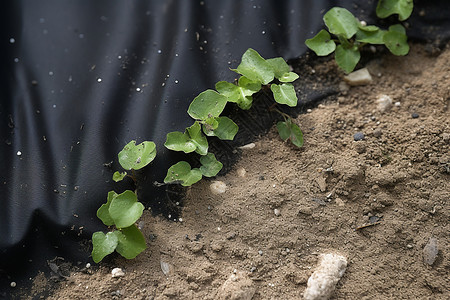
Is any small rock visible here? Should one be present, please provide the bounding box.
[373,128,382,138]
[160,261,171,275]
[111,268,125,278]
[303,253,347,300]
[411,112,419,119]
[274,208,280,216]
[239,143,255,149]
[210,181,227,194]
[237,167,246,178]
[343,68,372,86]
[216,270,256,300]
[394,101,401,107]
[315,177,327,192]
[442,133,450,142]
[376,94,392,112]
[10,282,16,288]
[353,132,365,141]
[423,237,438,265]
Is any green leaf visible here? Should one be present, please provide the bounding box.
[91,231,119,263]
[118,140,156,170]
[203,117,238,140]
[376,0,414,21]
[335,45,361,74]
[165,131,196,153]
[186,122,208,155]
[97,191,118,226]
[266,57,291,78]
[238,76,262,93]
[164,161,203,186]
[276,120,304,148]
[305,29,337,56]
[109,190,144,228]
[383,25,409,56]
[231,48,274,85]
[115,225,147,260]
[113,171,127,182]
[279,72,299,83]
[270,83,298,107]
[356,28,386,44]
[199,153,223,177]
[188,90,228,121]
[323,7,359,39]
[215,80,257,110]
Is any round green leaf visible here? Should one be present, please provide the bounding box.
[113,171,127,182]
[356,28,386,44]
[97,191,118,226]
[115,225,147,260]
[323,7,359,39]
[266,57,291,78]
[118,140,156,170]
[203,117,238,140]
[376,0,413,21]
[109,190,144,228]
[199,153,223,177]
[164,161,203,186]
[383,30,409,56]
[276,120,304,148]
[238,76,261,93]
[305,29,336,56]
[357,24,380,32]
[335,45,361,74]
[164,131,196,153]
[231,48,274,85]
[279,72,300,83]
[91,231,119,263]
[188,90,228,121]
[270,83,298,107]
[216,80,256,110]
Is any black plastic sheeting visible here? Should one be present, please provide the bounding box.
[1,0,449,296]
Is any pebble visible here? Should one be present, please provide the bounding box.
[16,151,22,156]
[338,81,350,92]
[376,94,392,112]
[111,268,125,278]
[210,181,227,194]
[353,132,365,141]
[355,143,366,154]
[237,167,246,177]
[343,68,372,86]
[10,282,16,288]
[274,208,280,216]
[373,128,382,138]
[423,237,438,265]
[160,261,171,275]
[411,112,419,119]
[303,253,347,300]
[239,143,255,149]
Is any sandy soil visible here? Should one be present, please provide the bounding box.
[27,44,449,299]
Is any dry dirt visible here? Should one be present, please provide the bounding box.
[32,44,449,299]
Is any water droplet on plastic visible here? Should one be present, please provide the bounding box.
[9,38,15,44]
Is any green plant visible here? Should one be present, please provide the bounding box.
[92,49,303,262]
[92,140,156,263]
[163,48,303,186]
[305,1,413,73]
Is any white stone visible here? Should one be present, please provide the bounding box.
[338,81,350,92]
[303,253,347,300]
[210,181,227,194]
[111,267,125,278]
[160,261,171,275]
[343,68,372,86]
[237,167,246,177]
[239,143,255,149]
[376,94,392,112]
[274,208,280,216]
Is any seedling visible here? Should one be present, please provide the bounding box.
[92,140,156,262]
[305,1,413,73]
[163,48,302,186]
